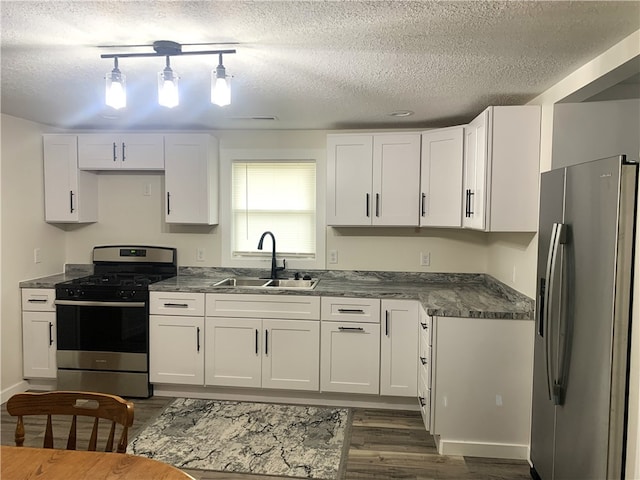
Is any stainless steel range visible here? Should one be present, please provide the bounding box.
[55,246,177,398]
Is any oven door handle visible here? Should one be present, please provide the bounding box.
[54,300,146,308]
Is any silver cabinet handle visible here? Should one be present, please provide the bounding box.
[54,300,145,308]
[265,329,269,355]
[418,396,427,407]
[338,326,364,332]
[167,192,171,215]
[375,193,380,217]
[420,322,428,330]
[421,193,426,217]
[28,298,48,303]
[385,310,389,336]
[196,327,201,352]
[69,190,75,213]
[49,322,54,346]
[338,308,365,314]
[122,142,126,162]
[420,356,428,365]
[164,303,189,308]
[112,142,117,161]
[366,193,370,217]
[255,329,259,354]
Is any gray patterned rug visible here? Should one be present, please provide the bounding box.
[128,398,350,479]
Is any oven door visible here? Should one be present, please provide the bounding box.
[55,300,148,373]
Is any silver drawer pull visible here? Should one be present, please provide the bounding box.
[420,322,428,330]
[337,308,365,314]
[420,356,428,365]
[418,396,427,407]
[164,303,189,308]
[28,298,48,303]
[338,326,364,332]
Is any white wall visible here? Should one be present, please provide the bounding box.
[1,114,66,396]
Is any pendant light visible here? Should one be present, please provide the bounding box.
[105,57,126,109]
[211,53,231,107]
[158,56,179,108]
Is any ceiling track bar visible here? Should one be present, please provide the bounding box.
[101,49,236,59]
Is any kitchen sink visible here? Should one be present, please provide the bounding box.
[212,277,319,290]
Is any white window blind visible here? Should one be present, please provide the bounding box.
[232,161,316,258]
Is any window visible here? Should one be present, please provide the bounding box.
[232,161,316,258]
[220,148,325,270]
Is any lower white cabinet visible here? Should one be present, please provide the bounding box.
[149,291,206,385]
[320,320,380,394]
[22,289,57,379]
[380,299,419,397]
[205,317,320,391]
[149,315,204,385]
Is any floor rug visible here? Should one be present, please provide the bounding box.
[128,398,349,479]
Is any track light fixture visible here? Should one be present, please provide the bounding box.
[100,40,236,109]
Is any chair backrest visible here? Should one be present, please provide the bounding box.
[6,391,135,453]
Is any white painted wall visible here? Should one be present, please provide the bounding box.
[1,114,66,396]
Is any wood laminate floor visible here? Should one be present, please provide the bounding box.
[1,395,531,480]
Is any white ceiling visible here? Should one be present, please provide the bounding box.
[1,1,639,131]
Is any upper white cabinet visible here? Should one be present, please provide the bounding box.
[164,134,219,225]
[462,106,541,232]
[327,133,421,226]
[43,134,98,223]
[78,134,164,170]
[380,299,419,397]
[420,126,464,228]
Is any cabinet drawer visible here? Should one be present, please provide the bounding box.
[419,340,431,386]
[206,294,320,320]
[150,292,205,316]
[321,297,380,323]
[418,375,431,431]
[22,289,56,311]
[419,313,432,345]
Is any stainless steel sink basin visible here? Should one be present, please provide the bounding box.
[265,279,318,289]
[212,277,319,290]
[213,277,271,287]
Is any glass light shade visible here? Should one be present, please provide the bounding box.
[158,71,179,108]
[211,71,231,106]
[105,71,126,109]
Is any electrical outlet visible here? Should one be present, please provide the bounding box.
[328,250,338,264]
[196,248,205,262]
[512,265,517,283]
[420,252,430,266]
[34,248,42,264]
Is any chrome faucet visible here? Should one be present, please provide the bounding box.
[257,231,286,279]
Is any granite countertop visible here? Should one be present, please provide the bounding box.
[151,268,534,320]
[19,266,534,320]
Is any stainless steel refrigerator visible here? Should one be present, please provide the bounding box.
[531,155,638,480]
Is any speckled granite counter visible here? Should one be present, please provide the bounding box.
[151,268,534,320]
[18,266,533,320]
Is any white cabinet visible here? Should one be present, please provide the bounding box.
[77,134,164,170]
[418,306,432,431]
[462,106,541,232]
[430,316,534,455]
[149,292,205,385]
[205,294,321,391]
[43,135,98,223]
[380,299,419,397]
[21,289,56,378]
[327,133,421,226]
[320,297,381,394]
[420,126,464,227]
[164,134,219,225]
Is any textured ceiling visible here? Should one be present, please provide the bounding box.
[1,1,639,131]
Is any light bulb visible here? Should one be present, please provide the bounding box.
[105,61,126,109]
[158,69,179,108]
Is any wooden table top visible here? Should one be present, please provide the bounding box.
[1,445,195,480]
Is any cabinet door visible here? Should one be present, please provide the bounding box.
[320,321,380,394]
[164,134,219,225]
[119,134,164,170]
[462,110,488,230]
[22,311,56,378]
[380,300,419,396]
[205,317,261,388]
[262,319,320,391]
[149,315,204,385]
[372,133,421,226]
[43,135,98,223]
[78,134,121,170]
[420,127,464,227]
[326,134,373,226]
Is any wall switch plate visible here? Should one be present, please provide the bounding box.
[34,248,42,264]
[328,250,338,264]
[420,252,430,266]
[143,183,152,196]
[196,248,205,262]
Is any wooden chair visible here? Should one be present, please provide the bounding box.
[6,391,134,453]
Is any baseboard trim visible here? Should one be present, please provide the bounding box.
[1,380,29,404]
[437,438,529,460]
[152,384,419,410]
